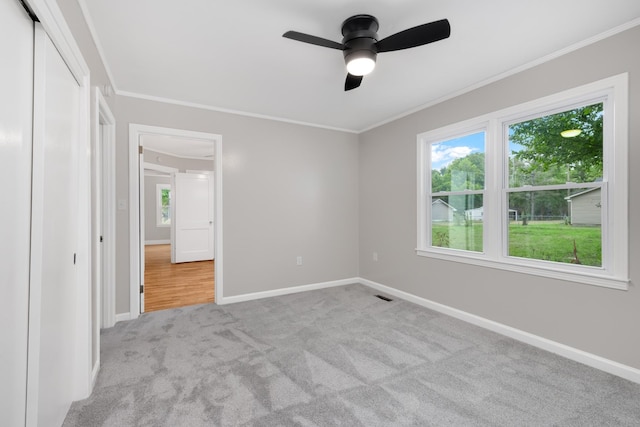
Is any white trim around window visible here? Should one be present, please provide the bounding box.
[417,74,629,290]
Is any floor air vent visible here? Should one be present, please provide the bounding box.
[375,294,393,302]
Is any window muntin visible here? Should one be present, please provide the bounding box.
[417,75,628,290]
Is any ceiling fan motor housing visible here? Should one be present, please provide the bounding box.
[341,15,379,71]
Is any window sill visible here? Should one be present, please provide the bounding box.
[415,248,628,291]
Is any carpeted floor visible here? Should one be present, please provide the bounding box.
[64,284,640,426]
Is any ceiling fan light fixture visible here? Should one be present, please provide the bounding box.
[561,129,582,138]
[346,56,376,76]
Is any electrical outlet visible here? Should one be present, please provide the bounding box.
[373,252,378,262]
[296,256,303,266]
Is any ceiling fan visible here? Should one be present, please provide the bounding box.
[283,14,451,91]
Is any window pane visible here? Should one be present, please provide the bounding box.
[431,195,483,252]
[508,103,603,187]
[508,189,601,266]
[431,132,485,192]
[161,188,171,208]
[157,185,171,226]
[161,207,170,225]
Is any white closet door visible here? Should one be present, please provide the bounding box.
[27,24,81,427]
[0,1,33,425]
[171,173,214,263]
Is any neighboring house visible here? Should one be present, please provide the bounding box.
[432,199,457,222]
[465,206,484,221]
[565,187,602,225]
[464,206,518,221]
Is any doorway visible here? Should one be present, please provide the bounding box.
[90,87,116,390]
[129,124,223,319]
[143,152,214,311]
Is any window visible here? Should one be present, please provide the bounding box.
[417,74,628,289]
[156,184,171,227]
[506,102,604,266]
[430,131,486,253]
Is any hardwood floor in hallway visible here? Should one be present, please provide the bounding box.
[144,244,214,312]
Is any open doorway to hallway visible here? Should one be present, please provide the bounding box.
[142,135,215,312]
[129,124,223,318]
[140,135,215,312]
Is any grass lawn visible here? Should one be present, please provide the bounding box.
[432,221,601,266]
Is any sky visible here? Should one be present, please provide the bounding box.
[431,131,485,170]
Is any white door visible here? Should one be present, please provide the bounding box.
[27,24,81,427]
[171,173,214,263]
[0,1,33,425]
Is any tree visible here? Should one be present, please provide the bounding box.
[432,152,485,193]
[509,102,603,180]
[431,153,484,213]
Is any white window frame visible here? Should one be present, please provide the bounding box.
[156,183,171,227]
[417,74,628,290]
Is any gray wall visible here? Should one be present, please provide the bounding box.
[114,96,360,312]
[358,26,640,370]
[144,175,171,242]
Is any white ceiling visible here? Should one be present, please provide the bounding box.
[141,134,214,160]
[80,0,640,133]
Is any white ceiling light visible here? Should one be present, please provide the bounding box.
[344,48,377,76]
[346,56,375,76]
[561,129,582,138]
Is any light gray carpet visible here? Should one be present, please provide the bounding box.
[64,284,640,426]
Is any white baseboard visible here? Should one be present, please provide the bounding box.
[216,277,359,305]
[114,312,131,323]
[117,275,640,384]
[145,240,170,245]
[358,278,640,384]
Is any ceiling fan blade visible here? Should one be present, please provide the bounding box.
[345,73,363,91]
[282,31,344,50]
[376,19,450,53]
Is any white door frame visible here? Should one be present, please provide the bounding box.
[25,0,93,417]
[129,124,223,319]
[94,88,116,333]
[91,87,116,334]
